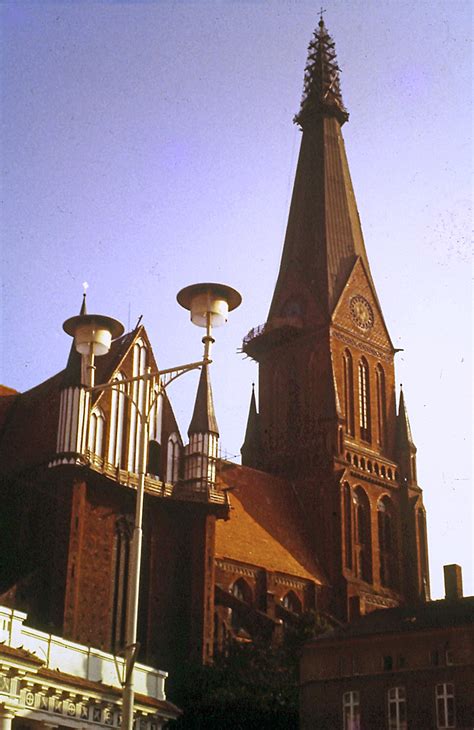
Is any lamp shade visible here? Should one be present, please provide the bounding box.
[63,314,125,356]
[177,283,242,328]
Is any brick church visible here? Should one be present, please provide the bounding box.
[0,18,430,677]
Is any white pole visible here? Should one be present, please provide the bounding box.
[121,368,151,730]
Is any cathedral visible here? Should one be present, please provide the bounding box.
[0,17,429,679]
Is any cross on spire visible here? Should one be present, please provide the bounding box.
[294,14,348,127]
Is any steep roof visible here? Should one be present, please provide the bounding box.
[216,462,327,585]
[187,364,219,436]
[267,18,377,324]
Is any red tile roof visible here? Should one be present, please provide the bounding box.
[216,462,327,584]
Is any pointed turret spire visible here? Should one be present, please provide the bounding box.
[397,385,418,486]
[188,365,219,437]
[63,293,88,385]
[184,365,219,493]
[241,383,262,468]
[397,386,416,449]
[295,16,348,128]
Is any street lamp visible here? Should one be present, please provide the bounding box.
[63,283,241,730]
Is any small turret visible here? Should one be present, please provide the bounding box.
[241,384,262,469]
[184,365,219,493]
[63,293,87,387]
[54,294,91,463]
[397,386,418,484]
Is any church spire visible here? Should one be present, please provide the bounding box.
[259,16,377,329]
[241,383,261,469]
[295,15,348,128]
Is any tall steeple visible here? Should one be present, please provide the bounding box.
[240,17,429,617]
[263,17,376,328]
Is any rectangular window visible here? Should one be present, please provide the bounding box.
[343,691,360,730]
[436,683,455,728]
[388,687,407,730]
[383,655,393,671]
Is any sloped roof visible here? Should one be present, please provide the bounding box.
[216,463,327,585]
[0,371,64,474]
[309,596,474,645]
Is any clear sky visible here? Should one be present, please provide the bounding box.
[1,0,472,600]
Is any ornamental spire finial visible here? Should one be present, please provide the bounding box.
[294,16,348,127]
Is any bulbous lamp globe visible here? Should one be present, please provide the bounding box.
[177,283,242,328]
[63,313,125,356]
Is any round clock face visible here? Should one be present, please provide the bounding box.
[350,295,374,330]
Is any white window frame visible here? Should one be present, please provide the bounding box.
[436,683,455,729]
[388,686,407,730]
[343,690,360,730]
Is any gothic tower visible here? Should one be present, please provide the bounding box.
[242,18,429,618]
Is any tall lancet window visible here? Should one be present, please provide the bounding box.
[343,483,353,570]
[128,339,147,473]
[343,350,355,436]
[358,358,371,442]
[111,516,132,651]
[354,487,372,583]
[88,407,105,458]
[108,372,127,468]
[376,364,387,447]
[378,496,395,588]
[166,433,180,484]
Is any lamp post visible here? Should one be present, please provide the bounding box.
[63,283,241,730]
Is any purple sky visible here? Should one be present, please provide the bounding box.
[1,1,472,599]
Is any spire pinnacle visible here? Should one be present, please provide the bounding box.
[188,365,219,436]
[241,382,261,468]
[397,386,416,449]
[294,17,348,127]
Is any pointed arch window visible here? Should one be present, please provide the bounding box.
[376,364,387,447]
[166,432,181,483]
[128,339,148,473]
[358,358,371,442]
[111,516,132,651]
[230,578,252,633]
[378,496,396,588]
[343,483,353,570]
[108,372,127,468]
[343,350,355,436]
[88,407,105,458]
[282,590,302,615]
[353,487,372,583]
